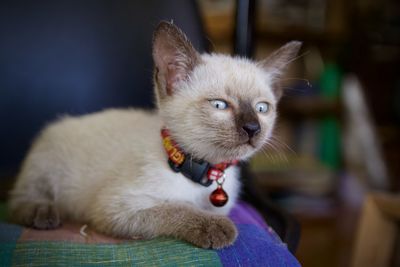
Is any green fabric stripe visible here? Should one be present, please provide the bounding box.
[0,243,16,267]
[11,238,222,267]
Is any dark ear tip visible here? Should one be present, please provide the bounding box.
[153,21,172,44]
[155,20,172,30]
[154,20,178,35]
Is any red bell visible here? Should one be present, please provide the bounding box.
[209,186,228,207]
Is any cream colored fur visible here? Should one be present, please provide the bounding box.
[9,22,301,249]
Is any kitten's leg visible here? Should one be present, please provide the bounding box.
[92,203,238,249]
[9,179,61,229]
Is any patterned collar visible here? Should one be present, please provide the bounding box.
[161,128,238,207]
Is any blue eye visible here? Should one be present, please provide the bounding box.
[255,102,269,113]
[209,100,228,110]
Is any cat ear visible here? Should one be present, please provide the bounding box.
[152,21,201,98]
[258,41,302,99]
[260,41,302,76]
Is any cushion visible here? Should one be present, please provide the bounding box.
[0,201,300,266]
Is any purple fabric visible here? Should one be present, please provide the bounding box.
[229,201,268,229]
[219,201,300,267]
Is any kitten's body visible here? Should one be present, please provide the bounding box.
[9,22,300,248]
[14,109,239,221]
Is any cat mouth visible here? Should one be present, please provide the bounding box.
[238,139,258,149]
[248,140,257,148]
[247,140,259,149]
[236,131,262,149]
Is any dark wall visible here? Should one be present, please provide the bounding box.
[0,0,206,177]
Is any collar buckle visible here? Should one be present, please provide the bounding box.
[168,158,212,187]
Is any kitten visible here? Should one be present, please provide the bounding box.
[8,21,301,249]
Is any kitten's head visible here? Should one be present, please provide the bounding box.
[153,21,301,164]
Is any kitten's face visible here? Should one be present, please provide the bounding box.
[153,22,301,164]
[161,55,277,163]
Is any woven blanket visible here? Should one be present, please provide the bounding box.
[0,201,300,266]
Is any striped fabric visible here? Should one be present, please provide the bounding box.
[0,202,300,267]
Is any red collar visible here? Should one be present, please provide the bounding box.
[161,128,238,207]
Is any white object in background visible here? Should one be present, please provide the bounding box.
[342,75,389,190]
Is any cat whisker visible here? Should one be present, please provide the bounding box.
[269,136,296,156]
[288,50,309,64]
[258,145,277,164]
[258,146,277,164]
[263,139,289,164]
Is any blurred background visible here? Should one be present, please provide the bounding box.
[197,0,400,266]
[0,0,399,266]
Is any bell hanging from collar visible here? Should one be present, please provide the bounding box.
[209,185,228,207]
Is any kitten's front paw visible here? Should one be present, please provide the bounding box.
[187,216,238,249]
